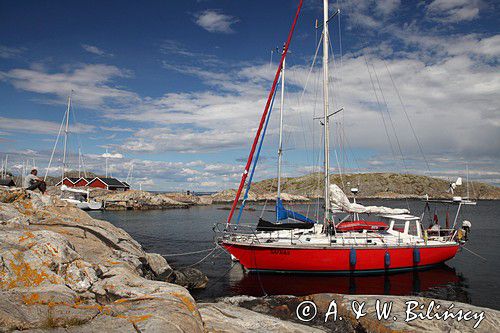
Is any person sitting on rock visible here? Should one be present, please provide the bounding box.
[24,169,46,194]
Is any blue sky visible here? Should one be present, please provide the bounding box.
[0,0,499,190]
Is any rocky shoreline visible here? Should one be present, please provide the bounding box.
[2,186,499,332]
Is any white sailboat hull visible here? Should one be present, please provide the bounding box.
[62,198,103,211]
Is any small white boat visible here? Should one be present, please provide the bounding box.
[60,185,102,211]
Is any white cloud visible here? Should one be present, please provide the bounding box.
[100,126,135,132]
[101,152,123,159]
[0,64,137,108]
[39,152,241,190]
[333,0,401,29]
[96,30,500,184]
[0,116,95,135]
[0,45,24,59]
[81,44,113,57]
[122,127,253,153]
[1,8,499,189]
[200,181,217,187]
[194,9,239,33]
[160,40,222,67]
[375,0,401,16]
[17,149,37,156]
[160,40,198,57]
[426,0,483,22]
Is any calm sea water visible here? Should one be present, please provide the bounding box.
[89,199,499,310]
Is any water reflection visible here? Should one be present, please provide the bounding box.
[228,264,469,302]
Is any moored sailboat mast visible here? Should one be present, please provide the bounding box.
[62,93,72,182]
[322,0,331,229]
[277,48,285,200]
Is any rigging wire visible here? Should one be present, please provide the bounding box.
[70,101,89,178]
[313,51,322,222]
[340,124,362,175]
[284,40,321,202]
[44,106,67,181]
[365,57,397,158]
[336,3,349,185]
[383,60,431,173]
[236,78,280,224]
[282,33,324,220]
[327,31,346,190]
[371,64,408,172]
[333,147,345,189]
[299,33,323,103]
[371,63,412,211]
[337,0,343,96]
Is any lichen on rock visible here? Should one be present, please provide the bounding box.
[0,187,204,332]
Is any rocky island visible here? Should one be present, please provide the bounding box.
[40,172,500,212]
[236,172,500,201]
[1,186,499,332]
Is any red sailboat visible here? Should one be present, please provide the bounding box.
[216,0,472,274]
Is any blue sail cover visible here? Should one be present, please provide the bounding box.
[276,198,316,223]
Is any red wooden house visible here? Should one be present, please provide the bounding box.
[87,177,130,191]
[73,177,94,187]
[55,177,80,187]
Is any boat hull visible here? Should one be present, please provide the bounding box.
[222,242,459,274]
[62,198,103,211]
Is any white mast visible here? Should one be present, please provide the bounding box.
[5,155,8,178]
[277,45,285,200]
[126,163,134,185]
[323,0,331,228]
[2,154,7,178]
[466,163,470,199]
[78,148,82,178]
[62,93,71,182]
[105,148,109,177]
[22,160,25,186]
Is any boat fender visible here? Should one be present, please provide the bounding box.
[384,251,391,267]
[413,247,421,264]
[349,248,356,266]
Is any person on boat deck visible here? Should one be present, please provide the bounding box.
[24,169,46,194]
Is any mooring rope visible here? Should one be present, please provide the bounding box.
[163,246,217,257]
[185,247,221,267]
[461,245,488,262]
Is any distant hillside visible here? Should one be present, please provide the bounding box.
[217,173,500,201]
